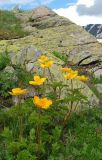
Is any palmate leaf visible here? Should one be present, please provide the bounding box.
[61,90,87,103]
[8,141,27,155]
[52,126,62,141]
[1,127,13,142]
[47,81,68,90]
[16,149,36,160]
[29,111,51,126]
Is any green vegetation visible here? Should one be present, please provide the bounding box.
[0,52,11,70]
[52,51,68,62]
[0,10,28,40]
[0,54,101,160]
[0,52,33,105]
[0,67,33,98]
[93,75,102,84]
[0,102,101,160]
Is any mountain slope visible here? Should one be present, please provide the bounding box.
[84,24,102,38]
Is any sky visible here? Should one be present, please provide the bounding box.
[0,0,102,26]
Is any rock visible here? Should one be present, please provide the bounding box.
[26,62,35,72]
[3,66,18,82]
[31,6,57,20]
[89,94,99,106]
[4,66,15,73]
[16,6,72,30]
[94,69,102,78]
[96,84,102,93]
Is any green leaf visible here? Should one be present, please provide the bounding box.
[1,127,13,142]
[29,128,35,141]
[52,126,62,141]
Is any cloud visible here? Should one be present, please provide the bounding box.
[77,0,94,7]
[66,2,76,7]
[77,0,102,15]
[54,0,102,26]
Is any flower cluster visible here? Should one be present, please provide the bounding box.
[9,55,89,110]
[9,55,53,109]
[38,55,54,69]
[60,67,89,81]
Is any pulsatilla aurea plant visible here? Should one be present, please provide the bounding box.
[1,55,89,160]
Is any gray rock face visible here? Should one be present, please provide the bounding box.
[16,6,72,30]
[31,6,57,19]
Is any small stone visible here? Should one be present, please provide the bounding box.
[94,69,102,78]
[96,84,102,93]
[4,66,15,73]
[26,63,34,72]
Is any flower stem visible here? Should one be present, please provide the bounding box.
[36,109,41,158]
[19,115,23,141]
[63,79,74,126]
[17,98,23,142]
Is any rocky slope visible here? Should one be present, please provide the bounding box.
[84,24,102,38]
[0,6,102,105]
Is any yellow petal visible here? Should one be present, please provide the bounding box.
[29,81,38,85]
[41,78,46,82]
[41,64,46,68]
[38,55,49,63]
[33,96,40,106]
[34,75,40,81]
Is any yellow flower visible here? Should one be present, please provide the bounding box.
[38,55,49,63]
[64,71,78,79]
[33,96,52,109]
[29,75,46,86]
[60,67,73,72]
[77,75,89,81]
[9,88,27,96]
[40,60,54,69]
